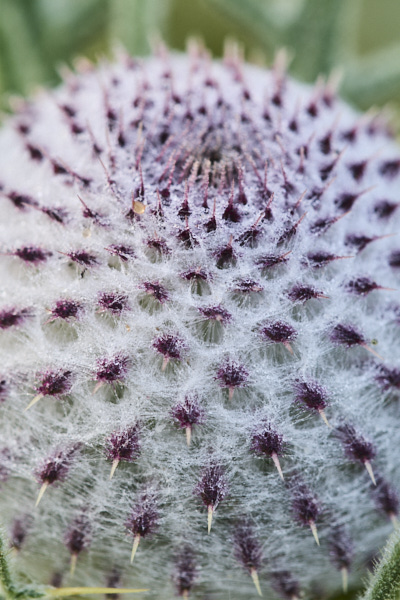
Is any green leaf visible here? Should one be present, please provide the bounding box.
[201,0,364,81]
[0,0,47,94]
[0,0,112,107]
[343,43,400,108]
[360,528,400,600]
[200,0,283,54]
[37,0,111,63]
[285,0,363,79]
[0,528,17,600]
[109,0,172,55]
[45,587,149,598]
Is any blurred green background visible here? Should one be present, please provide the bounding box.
[0,1,399,598]
[1,0,400,118]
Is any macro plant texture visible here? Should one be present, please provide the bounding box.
[0,44,400,600]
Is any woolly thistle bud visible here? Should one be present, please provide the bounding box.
[0,44,400,600]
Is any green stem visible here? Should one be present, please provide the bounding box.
[0,530,146,600]
[0,531,16,600]
[360,528,400,600]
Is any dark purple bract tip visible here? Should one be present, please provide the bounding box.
[153,333,186,362]
[330,323,366,347]
[125,491,159,538]
[373,476,399,519]
[293,379,328,413]
[140,281,169,303]
[95,355,130,384]
[336,423,376,465]
[260,321,297,345]
[0,308,30,329]
[36,369,73,397]
[64,512,91,556]
[98,292,129,314]
[35,445,79,486]
[13,246,51,264]
[105,425,140,463]
[198,304,231,324]
[216,359,249,392]
[50,299,81,321]
[194,462,228,510]
[171,394,205,429]
[290,478,321,526]
[65,250,97,267]
[251,421,285,458]
[375,366,400,391]
[233,518,263,573]
[270,570,300,600]
[173,545,197,597]
[328,525,354,571]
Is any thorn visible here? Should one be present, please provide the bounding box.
[155,189,164,218]
[9,547,18,559]
[162,356,169,371]
[97,155,117,192]
[292,190,307,211]
[318,409,332,428]
[283,341,293,354]
[341,567,348,593]
[324,67,343,103]
[202,159,211,208]
[390,513,398,528]
[376,232,397,242]
[25,393,44,411]
[271,452,284,480]
[364,460,377,485]
[309,520,320,546]
[263,161,268,194]
[361,344,383,361]
[92,381,104,394]
[130,533,141,563]
[250,568,262,596]
[297,146,305,173]
[246,154,264,187]
[110,459,119,479]
[207,505,214,534]
[35,481,49,507]
[186,426,192,447]
[70,553,78,576]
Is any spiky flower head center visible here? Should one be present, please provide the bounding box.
[0,45,400,600]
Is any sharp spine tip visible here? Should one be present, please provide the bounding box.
[364,460,377,485]
[130,534,141,563]
[250,568,262,596]
[25,393,44,411]
[318,409,332,428]
[186,426,192,447]
[341,567,348,593]
[110,459,120,479]
[309,520,320,546]
[35,481,49,507]
[70,553,78,576]
[207,505,213,534]
[271,452,284,480]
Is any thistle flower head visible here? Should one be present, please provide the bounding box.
[0,45,400,599]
